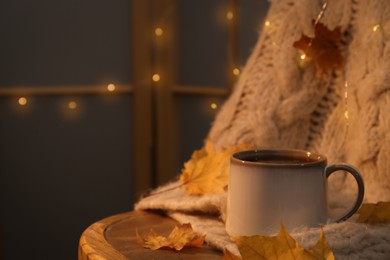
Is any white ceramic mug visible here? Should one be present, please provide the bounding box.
[226,149,364,236]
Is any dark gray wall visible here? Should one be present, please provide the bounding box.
[0,0,268,259]
[0,1,133,259]
[0,0,131,85]
[0,95,133,259]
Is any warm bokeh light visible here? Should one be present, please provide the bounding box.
[344,111,349,119]
[226,11,234,20]
[68,101,77,110]
[107,83,116,92]
[264,20,271,27]
[155,27,163,36]
[300,53,306,60]
[152,73,160,82]
[233,68,240,76]
[18,97,27,106]
[372,24,380,32]
[210,103,218,110]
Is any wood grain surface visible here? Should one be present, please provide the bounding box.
[78,210,224,259]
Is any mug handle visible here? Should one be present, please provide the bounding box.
[325,164,365,222]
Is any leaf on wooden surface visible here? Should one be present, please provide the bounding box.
[180,140,252,195]
[357,201,390,224]
[233,224,335,260]
[136,223,205,251]
[293,21,343,75]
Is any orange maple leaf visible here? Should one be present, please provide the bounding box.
[357,201,390,224]
[293,21,343,74]
[232,224,335,260]
[180,140,252,195]
[136,223,205,251]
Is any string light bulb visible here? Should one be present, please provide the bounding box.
[68,101,77,110]
[18,97,27,106]
[372,24,380,32]
[154,27,163,36]
[264,20,271,27]
[297,50,310,67]
[226,11,234,20]
[210,103,218,110]
[343,80,350,140]
[344,111,349,119]
[152,73,160,82]
[107,83,116,92]
[233,68,240,76]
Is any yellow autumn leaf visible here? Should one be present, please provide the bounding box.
[233,224,335,260]
[136,223,205,251]
[357,201,390,224]
[180,140,252,195]
[309,229,335,260]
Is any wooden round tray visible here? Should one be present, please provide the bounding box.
[78,210,223,259]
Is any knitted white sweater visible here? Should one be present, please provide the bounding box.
[136,0,390,258]
[209,0,390,203]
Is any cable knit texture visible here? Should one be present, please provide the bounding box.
[136,0,390,258]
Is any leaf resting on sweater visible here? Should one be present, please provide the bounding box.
[293,21,343,74]
[357,201,390,224]
[180,140,252,195]
[232,224,335,260]
[136,223,205,251]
